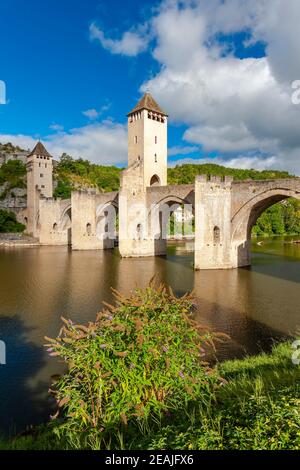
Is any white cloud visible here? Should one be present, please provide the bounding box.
[83,103,111,121]
[4,1,300,174]
[89,22,148,57]
[168,145,199,156]
[49,123,64,132]
[83,109,100,120]
[0,121,127,165]
[136,0,300,174]
[0,134,37,152]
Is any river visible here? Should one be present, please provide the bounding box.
[0,236,299,435]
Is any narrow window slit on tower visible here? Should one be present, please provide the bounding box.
[214,226,221,244]
[86,223,92,236]
[136,224,142,240]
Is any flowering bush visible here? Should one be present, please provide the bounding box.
[45,282,222,448]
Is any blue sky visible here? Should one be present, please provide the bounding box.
[0,0,154,133]
[1,0,300,173]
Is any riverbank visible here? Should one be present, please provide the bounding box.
[1,340,299,451]
[0,234,39,247]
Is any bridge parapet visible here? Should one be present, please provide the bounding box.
[196,174,234,184]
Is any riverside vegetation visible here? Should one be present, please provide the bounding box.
[0,210,25,233]
[1,283,299,450]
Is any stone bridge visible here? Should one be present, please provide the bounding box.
[33,172,300,270]
[24,94,300,270]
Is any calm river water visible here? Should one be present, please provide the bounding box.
[0,237,300,435]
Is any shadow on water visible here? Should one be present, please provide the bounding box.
[0,316,56,437]
[192,296,289,362]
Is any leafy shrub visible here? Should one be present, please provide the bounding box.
[45,282,222,449]
[53,179,72,199]
[0,160,26,184]
[0,209,25,233]
[53,153,122,198]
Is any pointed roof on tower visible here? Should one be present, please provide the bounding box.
[127,92,168,117]
[28,141,52,158]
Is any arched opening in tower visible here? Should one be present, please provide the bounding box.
[150,174,161,186]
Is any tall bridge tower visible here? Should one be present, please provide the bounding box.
[127,92,168,190]
[26,141,53,236]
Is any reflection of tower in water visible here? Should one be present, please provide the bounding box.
[115,246,194,297]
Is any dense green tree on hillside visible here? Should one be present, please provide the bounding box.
[53,179,73,199]
[0,160,26,185]
[0,160,27,200]
[53,154,122,197]
[168,163,292,185]
[0,210,25,233]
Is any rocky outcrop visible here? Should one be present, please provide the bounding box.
[0,184,27,209]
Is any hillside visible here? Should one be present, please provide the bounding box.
[0,142,26,154]
[0,142,28,203]
[0,160,27,202]
[168,163,292,184]
[53,153,122,198]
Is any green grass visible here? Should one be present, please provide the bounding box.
[135,341,300,451]
[1,341,299,450]
[0,428,66,451]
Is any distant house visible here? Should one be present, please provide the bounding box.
[173,206,194,223]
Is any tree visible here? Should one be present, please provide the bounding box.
[0,210,25,233]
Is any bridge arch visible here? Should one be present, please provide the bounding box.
[231,185,300,267]
[232,187,300,242]
[148,194,195,255]
[96,200,119,249]
[59,204,72,245]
